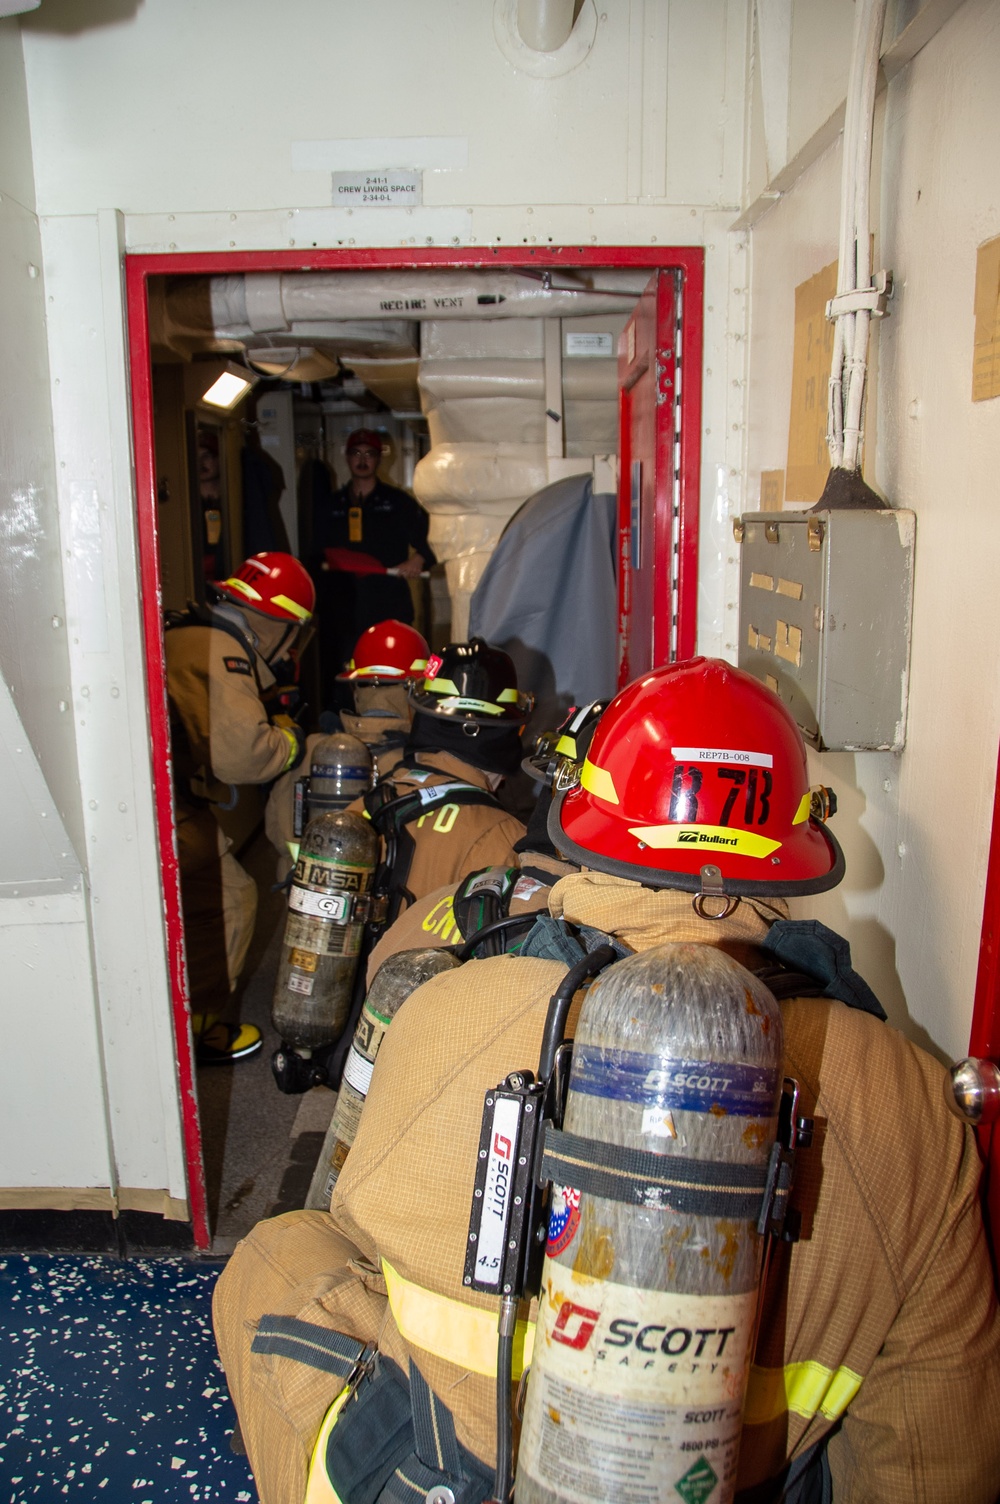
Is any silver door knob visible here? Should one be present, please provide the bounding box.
[946,1057,1000,1125]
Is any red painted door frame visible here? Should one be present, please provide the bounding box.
[617,269,694,685]
[972,741,1000,1271]
[124,244,704,1248]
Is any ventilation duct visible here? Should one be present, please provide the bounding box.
[207,269,646,338]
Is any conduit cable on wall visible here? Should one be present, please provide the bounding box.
[825,0,891,484]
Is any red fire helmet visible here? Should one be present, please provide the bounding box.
[342,620,429,680]
[549,657,844,898]
[217,552,316,623]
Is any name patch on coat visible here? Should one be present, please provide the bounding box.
[223,656,252,675]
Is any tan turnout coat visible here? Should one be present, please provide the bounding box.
[214,872,1000,1504]
[346,751,526,911]
[166,615,298,1001]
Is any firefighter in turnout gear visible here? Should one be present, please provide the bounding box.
[166,551,315,1064]
[339,619,429,775]
[265,620,429,880]
[361,700,606,982]
[213,659,1000,1501]
[349,638,530,929]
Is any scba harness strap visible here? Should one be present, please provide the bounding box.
[452,865,517,955]
[251,1314,492,1504]
[165,602,265,694]
[363,767,504,931]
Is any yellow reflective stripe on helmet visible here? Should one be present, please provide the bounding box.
[555,735,578,758]
[382,1259,535,1378]
[304,1386,351,1504]
[744,1361,863,1426]
[425,676,460,694]
[792,792,811,825]
[222,577,262,602]
[271,592,312,621]
[497,687,519,704]
[580,757,619,806]
[286,840,300,865]
[355,664,405,677]
[628,823,782,858]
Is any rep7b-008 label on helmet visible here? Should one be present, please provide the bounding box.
[518,1273,756,1504]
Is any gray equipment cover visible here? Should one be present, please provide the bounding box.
[469,474,617,738]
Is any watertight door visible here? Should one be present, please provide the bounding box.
[616,269,688,687]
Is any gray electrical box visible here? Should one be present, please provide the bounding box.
[736,508,915,751]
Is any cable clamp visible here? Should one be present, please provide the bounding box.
[826,271,893,320]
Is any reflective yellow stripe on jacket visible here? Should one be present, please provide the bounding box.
[745,1361,863,1425]
[304,1387,351,1504]
[383,1259,535,1377]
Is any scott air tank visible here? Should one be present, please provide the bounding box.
[296,732,372,835]
[271,810,378,1051]
[308,946,462,1208]
[517,943,783,1504]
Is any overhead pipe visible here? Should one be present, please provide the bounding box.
[822,0,891,501]
[205,269,646,340]
[516,0,578,53]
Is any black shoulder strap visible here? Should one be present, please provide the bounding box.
[756,919,886,1020]
[452,866,518,948]
[362,772,503,934]
[364,767,503,832]
[164,602,264,695]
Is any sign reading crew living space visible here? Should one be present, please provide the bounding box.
[331,170,422,206]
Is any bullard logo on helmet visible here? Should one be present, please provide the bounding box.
[677,830,739,846]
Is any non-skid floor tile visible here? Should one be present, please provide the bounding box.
[0,1254,255,1502]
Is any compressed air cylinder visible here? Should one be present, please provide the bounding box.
[307,732,372,816]
[517,943,783,1504]
[307,946,463,1209]
[271,811,378,1050]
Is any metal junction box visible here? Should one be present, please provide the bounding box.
[736,508,915,751]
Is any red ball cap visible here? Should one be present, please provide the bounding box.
[346,428,384,454]
[550,657,843,898]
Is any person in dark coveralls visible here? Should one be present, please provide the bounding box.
[311,429,435,703]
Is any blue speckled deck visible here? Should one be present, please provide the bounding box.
[0,1255,256,1502]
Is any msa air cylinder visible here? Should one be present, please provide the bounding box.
[271,811,378,1050]
[309,946,462,1207]
[516,943,783,1504]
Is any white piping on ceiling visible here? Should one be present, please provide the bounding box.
[208,270,646,339]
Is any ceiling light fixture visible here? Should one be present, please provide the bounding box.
[198,362,259,411]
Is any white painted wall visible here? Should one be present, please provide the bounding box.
[0,17,112,1204]
[21,0,745,217]
[744,0,1000,1061]
[0,20,187,1213]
